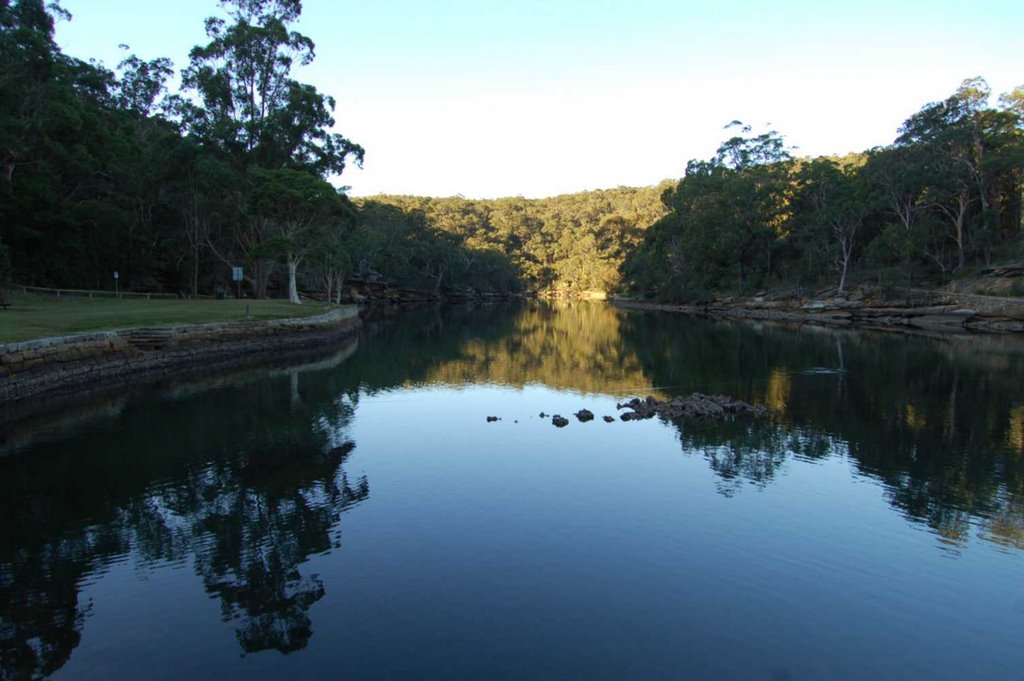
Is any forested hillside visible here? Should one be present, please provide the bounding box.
[623,79,1024,300]
[0,0,664,301]
[356,185,670,295]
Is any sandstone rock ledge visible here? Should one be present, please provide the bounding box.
[615,288,1024,334]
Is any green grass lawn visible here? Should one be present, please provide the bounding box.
[0,291,333,344]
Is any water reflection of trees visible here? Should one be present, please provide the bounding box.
[356,302,1024,552]
[674,420,835,497]
[5,302,1024,677]
[0,346,367,678]
[619,311,1024,552]
[353,301,657,395]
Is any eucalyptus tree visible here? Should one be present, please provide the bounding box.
[178,0,363,297]
[1000,86,1024,133]
[114,49,174,118]
[894,77,1022,270]
[863,146,927,237]
[897,93,978,270]
[996,86,1024,235]
[629,123,793,297]
[793,158,867,294]
[710,123,793,289]
[247,167,345,303]
[0,0,70,187]
[0,0,146,288]
[161,142,238,296]
[307,230,350,304]
[179,0,363,175]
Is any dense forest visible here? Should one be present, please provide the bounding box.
[2,0,1022,303]
[0,0,367,303]
[624,81,1024,300]
[356,186,670,295]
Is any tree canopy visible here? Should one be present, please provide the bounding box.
[0,2,1020,303]
[0,0,365,303]
[623,79,1024,300]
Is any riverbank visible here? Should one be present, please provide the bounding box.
[0,291,333,344]
[614,288,1024,334]
[0,306,361,405]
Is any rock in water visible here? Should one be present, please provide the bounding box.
[617,394,768,421]
[603,415,615,423]
[575,409,594,422]
[486,416,499,422]
[552,415,569,428]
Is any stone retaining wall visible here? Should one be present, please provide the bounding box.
[0,306,361,404]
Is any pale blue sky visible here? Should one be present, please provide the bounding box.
[57,0,1024,198]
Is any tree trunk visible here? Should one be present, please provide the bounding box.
[257,259,266,299]
[837,244,850,295]
[891,191,916,232]
[944,190,970,271]
[836,225,856,296]
[956,191,968,271]
[255,258,272,299]
[287,256,301,304]
[192,241,200,298]
[433,263,446,295]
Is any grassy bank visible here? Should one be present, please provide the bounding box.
[0,291,332,344]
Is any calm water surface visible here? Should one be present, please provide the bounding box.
[2,302,1024,680]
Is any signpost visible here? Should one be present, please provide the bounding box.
[232,266,243,299]
[113,270,119,299]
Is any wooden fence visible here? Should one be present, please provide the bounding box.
[17,284,180,300]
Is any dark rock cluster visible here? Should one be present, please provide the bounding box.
[500,394,765,428]
[616,394,768,421]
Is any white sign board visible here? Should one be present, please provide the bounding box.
[231,267,243,282]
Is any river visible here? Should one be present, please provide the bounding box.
[2,301,1023,680]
